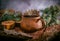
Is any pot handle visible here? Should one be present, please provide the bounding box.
[36,18,41,23]
[36,18,45,25]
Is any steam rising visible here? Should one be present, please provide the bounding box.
[1,0,59,12]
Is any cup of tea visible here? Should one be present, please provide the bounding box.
[2,20,15,30]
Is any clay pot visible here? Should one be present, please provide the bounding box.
[20,16,44,33]
[2,20,15,30]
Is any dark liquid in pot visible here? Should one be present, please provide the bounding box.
[24,15,39,17]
